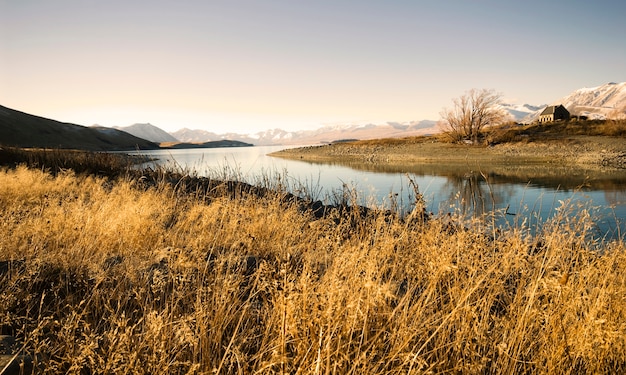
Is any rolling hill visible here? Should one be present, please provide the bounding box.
[0,105,159,151]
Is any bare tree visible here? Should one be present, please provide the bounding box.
[439,89,508,142]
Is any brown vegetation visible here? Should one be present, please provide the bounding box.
[485,119,626,144]
[439,89,508,143]
[0,147,140,178]
[272,120,626,170]
[1,150,626,373]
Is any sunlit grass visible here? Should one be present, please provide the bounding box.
[1,154,626,374]
[486,119,626,144]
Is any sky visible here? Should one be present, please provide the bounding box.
[2,0,625,134]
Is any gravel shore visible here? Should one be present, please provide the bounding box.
[271,135,626,170]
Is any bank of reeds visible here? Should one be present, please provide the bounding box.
[0,146,141,178]
[1,149,626,374]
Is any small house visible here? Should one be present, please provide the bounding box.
[538,104,570,123]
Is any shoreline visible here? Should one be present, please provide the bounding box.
[270,135,626,170]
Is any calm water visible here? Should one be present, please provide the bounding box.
[127,145,626,239]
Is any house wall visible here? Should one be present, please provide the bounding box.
[554,106,570,121]
[539,114,554,123]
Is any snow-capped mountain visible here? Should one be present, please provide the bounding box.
[524,82,626,122]
[172,120,438,146]
[171,128,225,143]
[500,103,546,122]
[114,123,178,143]
[169,105,542,145]
[557,82,626,120]
[102,81,626,146]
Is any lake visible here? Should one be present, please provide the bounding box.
[127,145,626,240]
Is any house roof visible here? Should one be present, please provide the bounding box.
[540,104,568,116]
[540,106,557,115]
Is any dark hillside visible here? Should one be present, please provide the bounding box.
[162,140,253,149]
[0,105,159,151]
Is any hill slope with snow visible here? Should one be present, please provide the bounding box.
[524,82,626,122]
[500,103,546,122]
[557,82,626,120]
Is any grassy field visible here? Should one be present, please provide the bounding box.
[271,120,626,170]
[1,148,626,374]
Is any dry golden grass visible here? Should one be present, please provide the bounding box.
[1,164,626,374]
[486,119,626,144]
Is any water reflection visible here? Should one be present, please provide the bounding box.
[295,158,626,238]
[307,158,626,192]
[125,147,626,239]
[605,190,626,207]
[441,171,515,218]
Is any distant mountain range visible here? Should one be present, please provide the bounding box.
[166,104,552,146]
[100,105,547,147]
[162,82,626,144]
[2,82,624,150]
[171,120,439,146]
[166,103,548,146]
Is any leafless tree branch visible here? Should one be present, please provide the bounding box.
[439,89,508,142]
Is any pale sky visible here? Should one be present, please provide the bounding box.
[2,0,625,134]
